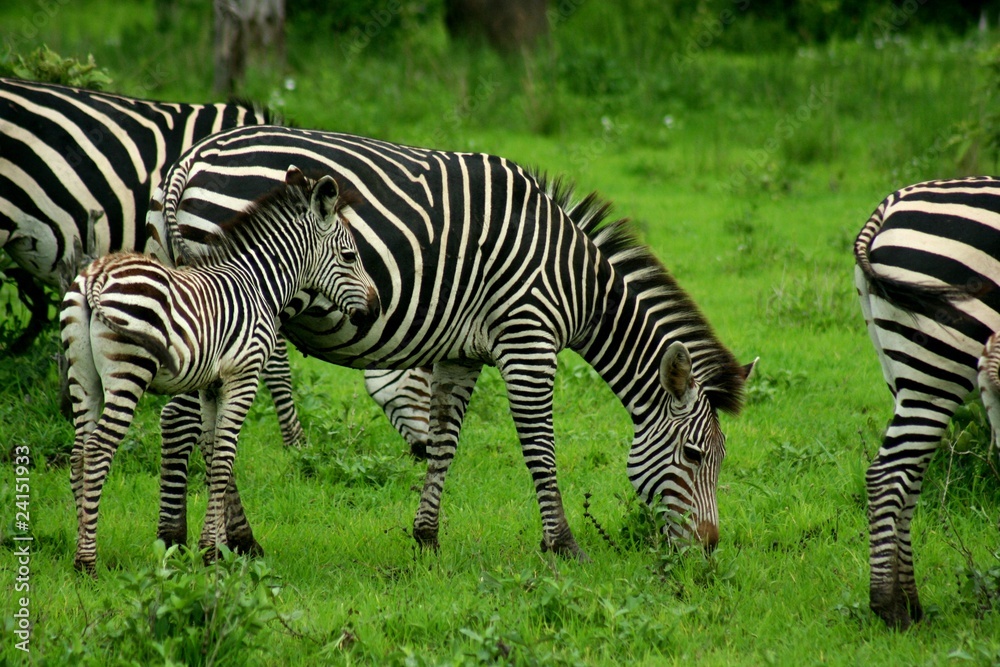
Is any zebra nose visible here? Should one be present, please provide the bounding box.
[696,520,719,552]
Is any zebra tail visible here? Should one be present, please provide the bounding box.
[854,199,972,324]
[86,275,179,376]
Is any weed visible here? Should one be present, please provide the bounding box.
[42,542,300,666]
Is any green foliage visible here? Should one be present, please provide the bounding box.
[0,44,112,89]
[41,542,297,666]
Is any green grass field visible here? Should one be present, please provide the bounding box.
[2,2,1000,665]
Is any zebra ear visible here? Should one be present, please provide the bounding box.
[660,341,694,402]
[285,165,306,187]
[310,175,341,220]
[740,357,759,381]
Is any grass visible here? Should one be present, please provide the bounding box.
[3,2,1000,664]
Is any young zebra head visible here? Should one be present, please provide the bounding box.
[280,167,380,327]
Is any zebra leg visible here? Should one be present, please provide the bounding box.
[498,348,587,561]
[197,373,261,562]
[74,361,153,574]
[412,361,482,551]
[261,337,304,447]
[157,393,202,549]
[866,394,956,628]
[364,367,433,458]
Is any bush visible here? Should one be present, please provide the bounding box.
[45,542,299,667]
[0,44,112,89]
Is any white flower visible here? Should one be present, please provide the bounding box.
[601,116,613,131]
[284,77,296,91]
[663,115,675,128]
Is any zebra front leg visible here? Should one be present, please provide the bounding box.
[412,361,482,551]
[365,367,433,458]
[261,337,304,447]
[499,349,587,561]
[198,374,260,562]
[866,407,948,629]
[157,393,202,549]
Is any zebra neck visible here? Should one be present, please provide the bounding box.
[209,240,307,316]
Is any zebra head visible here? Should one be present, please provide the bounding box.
[628,341,755,552]
[287,166,380,328]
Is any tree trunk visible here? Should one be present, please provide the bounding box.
[213,0,286,96]
[444,0,549,54]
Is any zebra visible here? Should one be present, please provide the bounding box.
[854,175,1000,628]
[147,124,756,559]
[978,332,1000,454]
[0,75,306,448]
[61,165,379,573]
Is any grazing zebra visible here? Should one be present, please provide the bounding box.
[61,166,379,573]
[854,176,1000,628]
[0,75,306,448]
[148,125,756,559]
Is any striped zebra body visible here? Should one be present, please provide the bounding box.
[0,76,308,449]
[854,176,1000,628]
[151,125,755,557]
[60,167,378,573]
[978,332,1000,453]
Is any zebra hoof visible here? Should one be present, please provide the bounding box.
[540,538,590,563]
[413,526,440,552]
[870,587,916,630]
[228,535,265,558]
[158,527,188,551]
[73,556,98,578]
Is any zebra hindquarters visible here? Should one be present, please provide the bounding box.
[862,293,979,628]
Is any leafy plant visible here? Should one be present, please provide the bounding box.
[0,44,112,89]
[47,542,299,666]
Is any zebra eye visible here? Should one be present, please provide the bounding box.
[682,444,703,466]
[342,249,357,264]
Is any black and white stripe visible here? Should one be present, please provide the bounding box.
[150,125,755,558]
[60,167,378,573]
[854,176,1000,628]
[0,76,307,447]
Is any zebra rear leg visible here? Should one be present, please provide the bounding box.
[74,366,153,574]
[866,407,948,628]
[7,267,50,355]
[499,349,587,562]
[412,361,482,551]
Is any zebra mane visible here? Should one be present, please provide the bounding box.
[174,173,359,268]
[227,96,288,127]
[530,168,747,415]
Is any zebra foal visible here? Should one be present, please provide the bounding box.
[855,176,1000,628]
[60,166,378,573]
